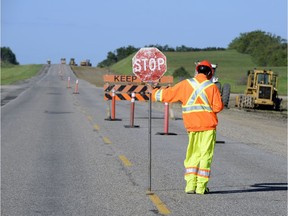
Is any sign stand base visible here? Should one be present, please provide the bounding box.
[124,125,140,128]
[155,132,177,135]
[146,190,154,195]
[105,117,122,121]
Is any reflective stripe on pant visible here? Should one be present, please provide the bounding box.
[184,130,216,194]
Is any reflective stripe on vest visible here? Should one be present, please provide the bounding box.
[155,89,163,102]
[182,78,214,113]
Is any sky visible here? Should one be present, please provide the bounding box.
[1,0,287,65]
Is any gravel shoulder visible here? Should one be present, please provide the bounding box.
[217,108,287,157]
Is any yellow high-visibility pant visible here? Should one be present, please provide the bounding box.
[184,130,216,194]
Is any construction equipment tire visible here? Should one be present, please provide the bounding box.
[222,83,231,108]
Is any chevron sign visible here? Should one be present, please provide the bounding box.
[104,92,150,101]
[103,84,170,101]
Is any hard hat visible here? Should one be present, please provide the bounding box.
[196,60,214,79]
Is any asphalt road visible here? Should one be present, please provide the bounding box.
[1,65,287,216]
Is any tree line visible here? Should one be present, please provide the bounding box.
[97,45,225,67]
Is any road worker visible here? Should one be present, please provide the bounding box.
[149,60,223,194]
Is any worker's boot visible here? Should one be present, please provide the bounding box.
[196,187,209,195]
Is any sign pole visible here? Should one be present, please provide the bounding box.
[147,92,152,193]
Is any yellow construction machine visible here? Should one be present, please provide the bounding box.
[235,69,282,110]
[69,58,77,66]
[80,59,92,66]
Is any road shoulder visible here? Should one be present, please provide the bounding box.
[1,65,50,106]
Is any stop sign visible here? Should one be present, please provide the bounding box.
[132,47,167,82]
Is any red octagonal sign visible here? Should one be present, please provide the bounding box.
[132,47,167,82]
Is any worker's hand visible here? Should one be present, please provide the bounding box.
[146,84,154,93]
[146,82,158,93]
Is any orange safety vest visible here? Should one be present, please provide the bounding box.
[152,74,223,132]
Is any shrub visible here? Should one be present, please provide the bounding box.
[1,47,19,65]
[173,67,191,79]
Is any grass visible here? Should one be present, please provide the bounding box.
[109,49,287,95]
[1,64,43,85]
[71,66,110,87]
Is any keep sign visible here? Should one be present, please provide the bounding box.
[132,47,167,82]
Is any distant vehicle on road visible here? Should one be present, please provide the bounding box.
[61,58,66,64]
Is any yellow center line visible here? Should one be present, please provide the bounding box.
[148,193,171,215]
[79,108,86,114]
[93,124,100,131]
[119,155,132,167]
[87,115,93,122]
[103,137,112,144]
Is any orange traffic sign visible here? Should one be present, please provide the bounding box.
[103,75,173,84]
